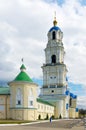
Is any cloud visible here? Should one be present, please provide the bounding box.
[77,96,86,108]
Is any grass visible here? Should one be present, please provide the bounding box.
[0,120,33,124]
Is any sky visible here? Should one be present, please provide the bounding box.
[0,0,86,109]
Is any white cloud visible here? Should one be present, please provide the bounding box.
[77,96,86,108]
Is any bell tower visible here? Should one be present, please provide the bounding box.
[40,17,68,97]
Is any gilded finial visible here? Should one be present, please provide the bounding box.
[53,11,57,26]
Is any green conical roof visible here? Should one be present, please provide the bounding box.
[14,64,33,83]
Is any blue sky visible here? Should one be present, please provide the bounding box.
[79,0,86,6]
[0,0,86,108]
[45,0,65,6]
[45,0,86,6]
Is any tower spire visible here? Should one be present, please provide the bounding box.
[20,58,26,71]
[53,11,57,26]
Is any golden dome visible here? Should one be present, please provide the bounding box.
[53,18,57,26]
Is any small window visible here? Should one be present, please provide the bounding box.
[41,105,43,109]
[66,103,68,109]
[18,100,21,105]
[52,31,56,40]
[38,104,40,109]
[50,85,55,88]
[30,101,33,106]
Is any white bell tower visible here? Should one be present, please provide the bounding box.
[41,17,68,96]
[39,16,78,119]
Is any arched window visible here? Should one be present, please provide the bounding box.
[28,88,34,108]
[52,31,56,40]
[51,55,56,63]
[16,88,22,105]
[69,97,72,107]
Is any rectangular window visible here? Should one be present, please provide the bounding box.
[18,100,21,105]
[30,101,33,106]
[50,85,55,88]
[66,103,68,109]
[38,104,40,109]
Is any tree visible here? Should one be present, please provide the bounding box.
[79,109,86,117]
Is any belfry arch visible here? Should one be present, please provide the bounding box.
[51,55,56,63]
[52,31,56,40]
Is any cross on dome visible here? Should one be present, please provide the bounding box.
[53,11,57,26]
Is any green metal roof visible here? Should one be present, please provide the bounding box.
[37,98,54,106]
[0,87,10,95]
[14,71,33,82]
[14,64,33,83]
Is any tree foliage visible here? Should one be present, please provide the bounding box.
[79,109,86,117]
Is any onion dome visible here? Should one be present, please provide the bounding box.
[49,16,61,32]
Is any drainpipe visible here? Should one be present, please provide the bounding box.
[5,95,7,119]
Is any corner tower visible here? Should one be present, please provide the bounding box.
[8,64,38,120]
[41,17,68,96]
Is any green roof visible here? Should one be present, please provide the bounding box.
[14,71,33,82]
[0,87,10,95]
[37,98,54,106]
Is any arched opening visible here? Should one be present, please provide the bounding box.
[69,97,72,107]
[51,55,56,63]
[28,88,34,108]
[52,31,56,40]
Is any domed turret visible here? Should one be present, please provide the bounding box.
[48,17,63,42]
